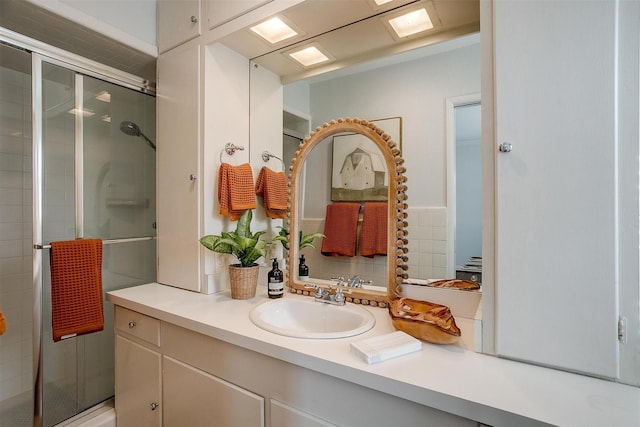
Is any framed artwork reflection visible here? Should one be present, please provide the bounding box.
[330,117,402,202]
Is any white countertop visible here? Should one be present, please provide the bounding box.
[106,283,640,427]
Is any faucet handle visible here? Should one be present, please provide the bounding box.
[331,276,346,286]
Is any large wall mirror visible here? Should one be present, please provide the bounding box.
[221,0,482,306]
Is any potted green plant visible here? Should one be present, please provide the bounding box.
[199,210,267,299]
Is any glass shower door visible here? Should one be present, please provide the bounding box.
[38,61,156,426]
[0,42,35,427]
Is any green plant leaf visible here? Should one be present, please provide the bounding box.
[274,227,290,250]
[272,235,289,251]
[235,209,252,238]
[199,209,266,267]
[299,232,325,250]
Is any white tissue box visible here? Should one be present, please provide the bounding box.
[351,331,422,364]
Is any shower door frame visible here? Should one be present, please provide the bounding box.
[1,27,155,427]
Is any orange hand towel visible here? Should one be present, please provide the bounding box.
[50,239,103,342]
[218,163,257,220]
[0,309,6,335]
[360,202,388,257]
[255,166,288,219]
[321,203,360,257]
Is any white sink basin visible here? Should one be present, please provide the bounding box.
[249,298,375,339]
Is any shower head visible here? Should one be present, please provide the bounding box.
[120,121,156,151]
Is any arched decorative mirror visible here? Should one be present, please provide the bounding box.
[286,118,408,307]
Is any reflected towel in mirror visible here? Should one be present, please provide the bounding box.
[255,166,287,219]
[321,202,360,257]
[360,202,387,257]
[218,163,257,220]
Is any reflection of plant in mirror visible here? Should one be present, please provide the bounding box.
[273,226,325,251]
[199,210,267,267]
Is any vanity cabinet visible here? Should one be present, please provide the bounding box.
[114,307,162,427]
[112,305,476,427]
[492,0,619,378]
[157,0,201,53]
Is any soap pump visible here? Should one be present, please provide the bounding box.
[267,258,283,299]
[298,254,309,281]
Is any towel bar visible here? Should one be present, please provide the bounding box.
[262,150,285,171]
[34,236,156,250]
[219,142,244,163]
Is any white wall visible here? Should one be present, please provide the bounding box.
[308,43,481,207]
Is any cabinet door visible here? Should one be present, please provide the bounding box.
[157,44,201,292]
[206,0,271,29]
[115,336,161,427]
[270,400,336,427]
[163,356,265,427]
[157,0,201,53]
[494,0,618,377]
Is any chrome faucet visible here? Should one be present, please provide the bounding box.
[304,284,352,306]
[333,275,373,288]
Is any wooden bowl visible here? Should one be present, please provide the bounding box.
[388,297,461,345]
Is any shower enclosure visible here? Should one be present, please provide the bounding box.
[0,37,156,427]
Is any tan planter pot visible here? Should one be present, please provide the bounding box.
[228,263,260,299]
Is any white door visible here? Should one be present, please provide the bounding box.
[494,0,618,378]
[157,44,201,292]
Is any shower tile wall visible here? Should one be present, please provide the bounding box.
[0,59,32,401]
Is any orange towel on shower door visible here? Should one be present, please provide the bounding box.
[218,163,257,220]
[255,166,288,219]
[321,203,360,257]
[0,309,6,335]
[50,238,104,342]
[360,202,388,257]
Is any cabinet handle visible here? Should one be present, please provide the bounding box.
[190,15,198,23]
[128,321,136,329]
[499,142,513,153]
[189,174,197,181]
[150,402,159,411]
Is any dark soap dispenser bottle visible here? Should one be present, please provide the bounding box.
[298,254,309,281]
[268,258,283,299]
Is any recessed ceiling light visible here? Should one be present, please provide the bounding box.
[288,45,331,67]
[388,8,433,38]
[250,17,298,44]
[374,0,394,5]
[96,90,111,102]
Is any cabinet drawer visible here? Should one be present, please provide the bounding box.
[115,306,160,346]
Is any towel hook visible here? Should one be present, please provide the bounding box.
[261,150,285,171]
[220,143,244,163]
